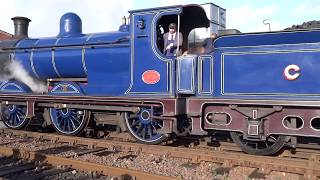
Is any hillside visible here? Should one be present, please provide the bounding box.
[285,20,320,30]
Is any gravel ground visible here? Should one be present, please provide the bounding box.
[265,171,301,180]
[0,136,70,152]
[0,156,111,180]
[0,122,7,129]
[0,133,305,180]
[226,166,300,180]
[74,152,221,179]
[0,134,221,179]
[42,169,111,180]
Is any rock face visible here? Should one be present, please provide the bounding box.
[285,20,320,30]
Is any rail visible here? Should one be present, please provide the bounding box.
[0,129,319,178]
[0,144,176,180]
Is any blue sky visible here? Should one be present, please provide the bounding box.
[0,0,319,37]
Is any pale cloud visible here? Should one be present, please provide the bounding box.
[0,1,19,34]
[0,1,298,37]
[227,5,284,33]
[159,0,187,7]
[0,0,133,37]
[292,3,320,17]
[251,20,286,32]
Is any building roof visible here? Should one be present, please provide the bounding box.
[0,29,13,37]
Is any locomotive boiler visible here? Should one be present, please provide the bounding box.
[1,3,320,156]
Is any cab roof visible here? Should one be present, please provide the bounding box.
[129,4,183,13]
[129,4,205,15]
[129,4,210,28]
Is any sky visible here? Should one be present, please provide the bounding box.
[0,0,319,37]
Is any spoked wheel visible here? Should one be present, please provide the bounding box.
[1,104,29,129]
[230,132,286,156]
[125,108,167,145]
[49,108,90,136]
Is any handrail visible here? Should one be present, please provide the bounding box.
[0,36,130,52]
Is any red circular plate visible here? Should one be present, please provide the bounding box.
[142,70,160,84]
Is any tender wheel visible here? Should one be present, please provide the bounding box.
[1,104,29,129]
[49,108,90,136]
[230,132,286,156]
[125,108,167,145]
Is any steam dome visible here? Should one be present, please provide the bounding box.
[57,12,83,38]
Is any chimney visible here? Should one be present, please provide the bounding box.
[11,16,31,39]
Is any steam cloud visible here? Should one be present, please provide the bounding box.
[1,60,47,93]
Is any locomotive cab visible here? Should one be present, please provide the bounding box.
[128,4,210,96]
[154,5,210,55]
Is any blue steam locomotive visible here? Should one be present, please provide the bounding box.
[1,3,320,155]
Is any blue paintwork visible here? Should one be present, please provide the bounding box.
[215,30,320,48]
[198,55,213,95]
[58,13,83,38]
[14,39,39,78]
[222,51,320,95]
[126,8,180,96]
[14,30,131,95]
[2,104,27,128]
[7,4,320,101]
[126,107,165,143]
[50,81,83,95]
[54,37,87,77]
[177,55,197,94]
[49,108,87,134]
[8,5,190,97]
[0,81,31,93]
[0,81,30,128]
[49,81,88,134]
[195,29,320,99]
[33,38,60,78]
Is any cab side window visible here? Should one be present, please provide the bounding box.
[156,14,179,55]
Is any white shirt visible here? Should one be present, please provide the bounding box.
[168,32,176,40]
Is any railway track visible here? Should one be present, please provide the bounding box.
[0,155,102,180]
[0,129,319,179]
[0,146,175,180]
[0,129,177,180]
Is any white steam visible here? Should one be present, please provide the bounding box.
[2,60,47,93]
